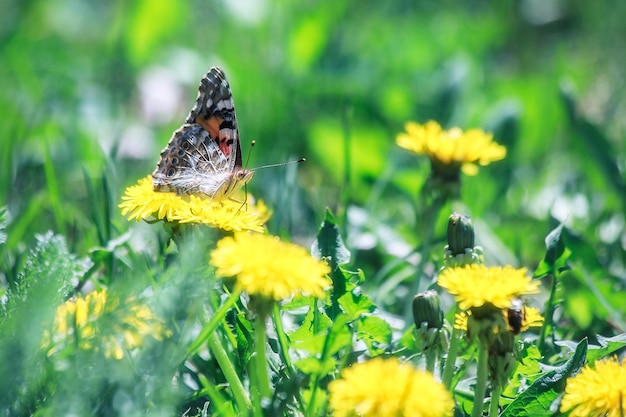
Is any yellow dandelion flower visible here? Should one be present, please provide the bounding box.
[560,356,626,417]
[397,120,506,177]
[438,265,540,311]
[44,290,170,360]
[454,306,544,332]
[328,357,454,417]
[119,176,268,232]
[209,232,330,301]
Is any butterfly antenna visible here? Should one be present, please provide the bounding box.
[244,140,256,168]
[251,158,306,171]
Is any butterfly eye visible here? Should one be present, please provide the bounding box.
[167,168,176,177]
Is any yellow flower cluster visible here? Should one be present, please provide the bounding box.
[210,232,330,301]
[397,120,506,177]
[44,290,169,360]
[119,176,269,232]
[328,357,454,417]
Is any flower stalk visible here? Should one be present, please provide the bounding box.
[472,343,489,417]
[250,314,272,409]
[207,331,252,412]
[442,326,461,389]
[489,384,502,417]
[186,289,243,358]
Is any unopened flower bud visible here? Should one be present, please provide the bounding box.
[447,213,474,256]
[412,290,444,330]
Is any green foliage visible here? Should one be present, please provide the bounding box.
[501,339,588,417]
[4,231,91,314]
[1,1,625,416]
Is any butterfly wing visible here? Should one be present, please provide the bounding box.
[152,67,252,199]
[186,67,243,168]
[152,124,233,195]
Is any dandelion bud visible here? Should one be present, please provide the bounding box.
[412,290,444,330]
[446,213,474,256]
[442,213,483,268]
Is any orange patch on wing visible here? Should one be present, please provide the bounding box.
[196,115,222,139]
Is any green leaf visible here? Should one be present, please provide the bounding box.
[356,315,392,356]
[291,314,352,375]
[311,209,350,271]
[293,355,337,375]
[396,327,418,352]
[337,291,376,320]
[235,313,254,367]
[282,294,316,311]
[587,334,626,363]
[501,338,587,417]
[502,345,543,401]
[289,308,333,354]
[534,223,571,277]
[313,209,352,319]
[558,333,626,365]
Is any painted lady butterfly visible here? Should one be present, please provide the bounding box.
[152,67,254,200]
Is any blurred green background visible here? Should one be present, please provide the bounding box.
[1,1,625,332]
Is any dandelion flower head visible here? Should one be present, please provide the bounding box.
[119,176,268,232]
[438,265,540,311]
[560,356,626,417]
[396,120,506,177]
[328,357,454,417]
[209,232,330,301]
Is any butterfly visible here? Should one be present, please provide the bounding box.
[152,67,254,200]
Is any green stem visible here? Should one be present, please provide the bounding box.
[488,383,502,417]
[272,304,292,369]
[251,314,272,405]
[403,191,446,328]
[425,341,438,374]
[272,304,307,414]
[471,344,489,417]
[538,272,557,351]
[306,300,336,417]
[200,376,235,416]
[186,289,242,358]
[442,327,461,389]
[207,332,252,413]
